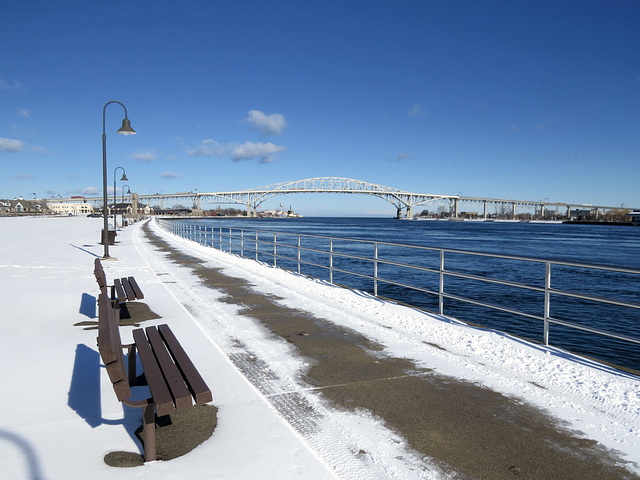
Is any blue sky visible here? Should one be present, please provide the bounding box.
[1,1,639,216]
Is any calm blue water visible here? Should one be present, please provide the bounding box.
[172,217,640,372]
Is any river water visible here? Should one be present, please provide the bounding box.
[170,217,640,372]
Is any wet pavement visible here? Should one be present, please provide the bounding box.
[142,223,638,480]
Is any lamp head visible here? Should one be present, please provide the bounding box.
[120,173,129,181]
[117,118,137,135]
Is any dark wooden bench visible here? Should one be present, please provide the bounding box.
[97,292,213,461]
[94,258,144,305]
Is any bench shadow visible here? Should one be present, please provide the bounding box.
[74,294,161,331]
[68,344,102,428]
[69,343,217,466]
[67,344,146,456]
[79,293,96,319]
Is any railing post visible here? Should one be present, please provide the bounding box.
[439,250,445,315]
[330,238,334,284]
[543,261,551,345]
[374,242,379,297]
[241,229,244,257]
[273,233,277,267]
[297,234,301,274]
[229,228,232,253]
[255,231,259,262]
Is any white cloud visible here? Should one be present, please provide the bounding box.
[186,139,224,157]
[0,79,22,90]
[187,138,286,164]
[0,137,25,153]
[394,152,410,162]
[80,187,99,195]
[18,109,30,118]
[407,104,423,117]
[229,141,286,163]
[29,145,48,154]
[246,110,286,136]
[133,150,157,162]
[161,171,183,179]
[65,187,99,196]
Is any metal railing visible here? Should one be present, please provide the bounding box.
[157,219,640,364]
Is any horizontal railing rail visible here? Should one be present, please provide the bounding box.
[157,219,640,368]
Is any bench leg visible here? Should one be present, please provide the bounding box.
[126,344,137,385]
[143,403,156,462]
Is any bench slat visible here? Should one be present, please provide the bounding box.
[132,328,175,417]
[94,258,108,295]
[127,276,144,299]
[158,324,213,405]
[145,327,193,410]
[95,258,143,303]
[120,278,136,301]
[113,278,128,303]
[97,293,131,401]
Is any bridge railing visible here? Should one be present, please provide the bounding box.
[157,219,640,371]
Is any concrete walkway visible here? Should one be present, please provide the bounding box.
[141,222,638,480]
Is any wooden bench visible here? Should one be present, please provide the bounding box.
[97,292,213,461]
[94,258,144,305]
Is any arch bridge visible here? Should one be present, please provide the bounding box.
[137,177,456,218]
[59,177,631,219]
[133,177,626,219]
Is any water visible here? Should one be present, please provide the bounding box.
[169,217,640,372]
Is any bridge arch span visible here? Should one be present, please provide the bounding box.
[233,177,452,218]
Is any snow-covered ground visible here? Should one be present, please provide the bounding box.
[1,216,639,479]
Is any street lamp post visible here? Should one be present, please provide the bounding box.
[102,101,136,259]
[113,166,128,229]
[121,184,131,227]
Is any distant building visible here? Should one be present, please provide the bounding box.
[47,202,94,216]
[571,208,596,220]
[628,211,640,226]
[0,199,45,215]
[153,207,192,215]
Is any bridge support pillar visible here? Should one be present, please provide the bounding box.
[406,205,413,220]
[511,202,516,219]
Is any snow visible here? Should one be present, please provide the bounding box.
[1,215,639,479]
